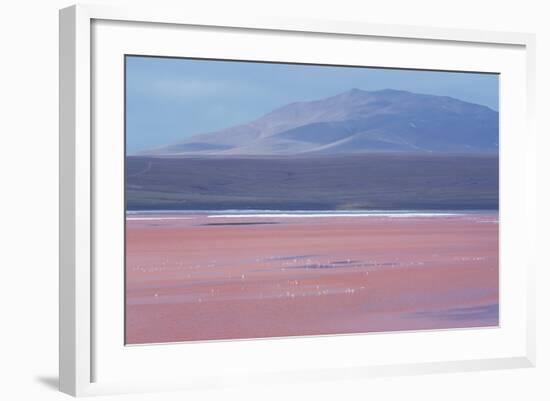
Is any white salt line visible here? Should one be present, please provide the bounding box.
[208,213,460,218]
[127,217,193,221]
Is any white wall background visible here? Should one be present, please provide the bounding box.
[0,0,547,399]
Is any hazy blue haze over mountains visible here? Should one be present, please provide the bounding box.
[142,89,499,156]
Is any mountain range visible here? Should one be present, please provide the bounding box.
[141,88,498,156]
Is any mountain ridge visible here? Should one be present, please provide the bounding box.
[140,88,498,156]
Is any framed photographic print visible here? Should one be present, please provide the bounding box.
[59,4,536,396]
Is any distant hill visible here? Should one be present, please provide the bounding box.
[141,89,499,156]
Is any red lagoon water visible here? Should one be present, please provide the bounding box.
[125,213,499,344]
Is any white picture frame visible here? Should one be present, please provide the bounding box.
[59,4,536,397]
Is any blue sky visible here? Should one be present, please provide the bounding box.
[126,56,499,154]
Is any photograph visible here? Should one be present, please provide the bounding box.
[124,56,499,345]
